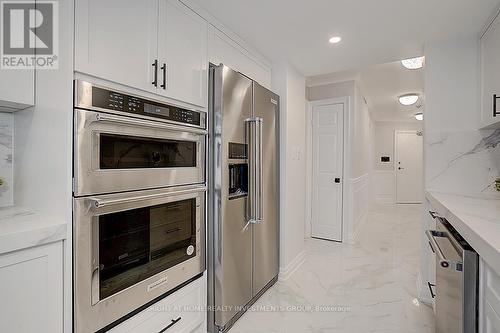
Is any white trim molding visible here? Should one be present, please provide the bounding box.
[372,170,396,204]
[279,250,307,281]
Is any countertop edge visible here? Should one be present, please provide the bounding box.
[426,191,500,277]
[0,208,68,255]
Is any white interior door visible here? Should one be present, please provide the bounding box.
[311,103,344,242]
[395,131,423,204]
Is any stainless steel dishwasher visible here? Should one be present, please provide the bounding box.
[426,214,478,333]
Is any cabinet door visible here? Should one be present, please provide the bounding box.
[75,0,158,93]
[481,14,500,128]
[0,242,63,333]
[158,0,208,108]
[209,27,272,89]
[0,69,34,111]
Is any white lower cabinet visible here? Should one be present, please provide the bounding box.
[0,241,63,333]
[108,274,207,333]
[480,259,500,333]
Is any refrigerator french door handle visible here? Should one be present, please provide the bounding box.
[255,117,263,223]
[245,118,256,224]
[245,117,263,224]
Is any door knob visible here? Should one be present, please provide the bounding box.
[398,167,404,170]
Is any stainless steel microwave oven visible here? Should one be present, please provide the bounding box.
[73,80,207,197]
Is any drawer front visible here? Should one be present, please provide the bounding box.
[109,274,206,333]
[484,262,500,318]
[484,301,500,333]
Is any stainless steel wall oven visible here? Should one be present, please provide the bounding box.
[73,81,207,333]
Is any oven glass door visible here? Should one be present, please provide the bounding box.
[100,134,197,169]
[96,197,198,301]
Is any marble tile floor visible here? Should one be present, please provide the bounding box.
[229,204,435,333]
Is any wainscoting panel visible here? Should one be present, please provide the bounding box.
[347,174,370,242]
[373,170,395,204]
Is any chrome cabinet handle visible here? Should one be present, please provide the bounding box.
[158,317,181,333]
[429,211,439,219]
[152,59,158,87]
[494,94,499,117]
[161,63,167,90]
[425,230,448,265]
[93,113,207,135]
[428,282,436,299]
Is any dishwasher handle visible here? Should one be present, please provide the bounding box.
[426,230,458,269]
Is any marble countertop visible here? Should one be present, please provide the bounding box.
[426,191,500,275]
[0,206,67,255]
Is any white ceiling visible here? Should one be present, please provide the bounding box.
[307,61,424,122]
[191,0,499,76]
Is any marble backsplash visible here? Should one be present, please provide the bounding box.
[426,129,500,197]
[0,113,13,207]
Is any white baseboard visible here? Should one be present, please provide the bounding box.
[373,196,395,205]
[279,250,306,281]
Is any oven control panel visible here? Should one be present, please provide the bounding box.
[89,85,203,127]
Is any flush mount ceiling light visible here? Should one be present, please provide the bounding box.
[401,56,425,70]
[414,112,423,121]
[329,36,342,44]
[398,94,419,106]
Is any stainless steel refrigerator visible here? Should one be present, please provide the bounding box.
[208,64,279,333]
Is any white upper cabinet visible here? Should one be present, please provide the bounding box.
[75,0,208,108]
[481,11,500,129]
[75,0,158,94]
[158,0,208,107]
[209,27,272,89]
[0,68,34,112]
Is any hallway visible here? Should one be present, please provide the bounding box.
[230,204,435,333]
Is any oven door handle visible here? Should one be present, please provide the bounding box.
[93,112,207,135]
[89,187,206,209]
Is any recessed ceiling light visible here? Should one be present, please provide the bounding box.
[401,56,425,70]
[329,36,342,44]
[399,94,419,106]
[414,112,423,121]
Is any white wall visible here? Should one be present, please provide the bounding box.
[307,81,355,101]
[374,121,423,170]
[272,62,307,279]
[372,121,423,204]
